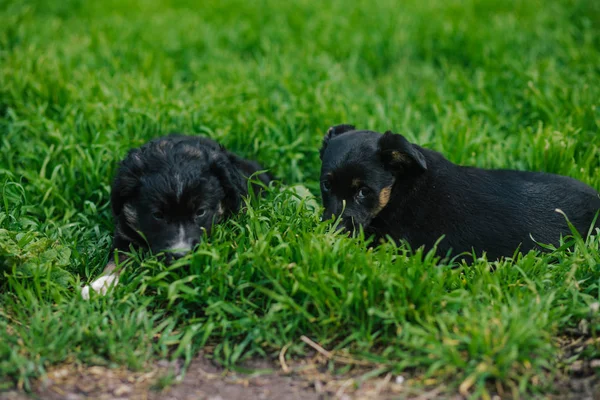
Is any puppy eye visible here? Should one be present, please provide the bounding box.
[322,181,331,192]
[356,187,369,200]
[196,209,207,218]
[153,211,164,220]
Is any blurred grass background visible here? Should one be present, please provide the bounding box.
[1,0,599,397]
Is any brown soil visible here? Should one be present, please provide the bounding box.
[1,344,598,400]
[0,352,455,400]
[548,336,600,400]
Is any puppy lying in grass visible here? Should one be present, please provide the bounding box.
[319,124,600,260]
[82,134,272,299]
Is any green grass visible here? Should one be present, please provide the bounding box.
[1,0,600,397]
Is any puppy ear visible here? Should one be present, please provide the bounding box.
[210,152,248,214]
[226,152,274,191]
[378,131,427,172]
[319,124,356,160]
[110,150,145,217]
[111,175,137,217]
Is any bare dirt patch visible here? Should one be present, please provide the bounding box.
[2,342,599,400]
[548,336,600,400]
[1,352,453,400]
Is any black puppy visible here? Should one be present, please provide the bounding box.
[319,125,600,260]
[82,134,272,298]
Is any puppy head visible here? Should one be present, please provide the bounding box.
[319,125,427,231]
[111,137,246,259]
[122,173,225,258]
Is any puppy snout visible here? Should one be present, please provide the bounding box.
[164,235,200,263]
[322,212,354,236]
[164,249,190,263]
[340,219,355,234]
[321,210,337,222]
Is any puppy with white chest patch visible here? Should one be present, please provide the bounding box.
[319,124,600,260]
[82,134,273,299]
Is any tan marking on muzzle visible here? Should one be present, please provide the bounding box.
[372,185,393,216]
[352,178,361,188]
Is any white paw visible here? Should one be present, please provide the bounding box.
[81,274,119,300]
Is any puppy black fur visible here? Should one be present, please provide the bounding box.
[110,134,273,260]
[82,134,273,298]
[320,125,600,260]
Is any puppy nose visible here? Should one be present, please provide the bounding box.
[337,223,350,234]
[164,248,190,263]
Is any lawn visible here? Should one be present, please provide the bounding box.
[1,0,600,398]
